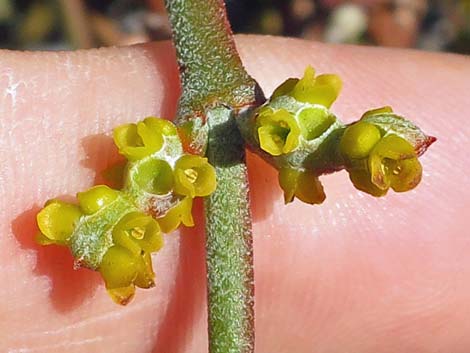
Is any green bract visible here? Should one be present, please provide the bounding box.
[36,116,217,305]
[133,159,174,195]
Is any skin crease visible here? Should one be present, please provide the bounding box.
[0,35,469,352]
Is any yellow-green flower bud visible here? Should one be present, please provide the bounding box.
[99,232,159,305]
[257,108,300,156]
[338,104,432,198]
[342,128,423,196]
[278,168,326,205]
[157,197,194,233]
[99,245,140,305]
[77,185,120,215]
[174,155,217,197]
[339,121,382,159]
[36,200,82,245]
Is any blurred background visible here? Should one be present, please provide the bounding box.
[0,0,468,53]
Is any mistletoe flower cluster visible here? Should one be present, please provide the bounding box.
[36,117,216,304]
[35,68,434,306]
[237,66,434,205]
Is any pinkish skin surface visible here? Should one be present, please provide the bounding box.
[0,35,469,353]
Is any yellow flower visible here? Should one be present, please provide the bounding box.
[272,66,342,108]
[174,155,217,198]
[368,134,422,192]
[257,108,300,156]
[113,117,176,161]
[112,211,163,254]
[77,185,120,215]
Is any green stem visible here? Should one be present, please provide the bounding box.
[165,0,258,119]
[205,106,254,353]
[164,0,261,352]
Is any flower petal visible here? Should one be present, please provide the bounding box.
[113,118,165,161]
[289,66,342,108]
[134,252,156,289]
[271,78,299,100]
[388,157,423,192]
[348,168,388,197]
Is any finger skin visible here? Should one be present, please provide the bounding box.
[0,35,469,352]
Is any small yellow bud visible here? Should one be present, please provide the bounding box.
[77,185,120,215]
[37,200,82,245]
[340,121,382,159]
